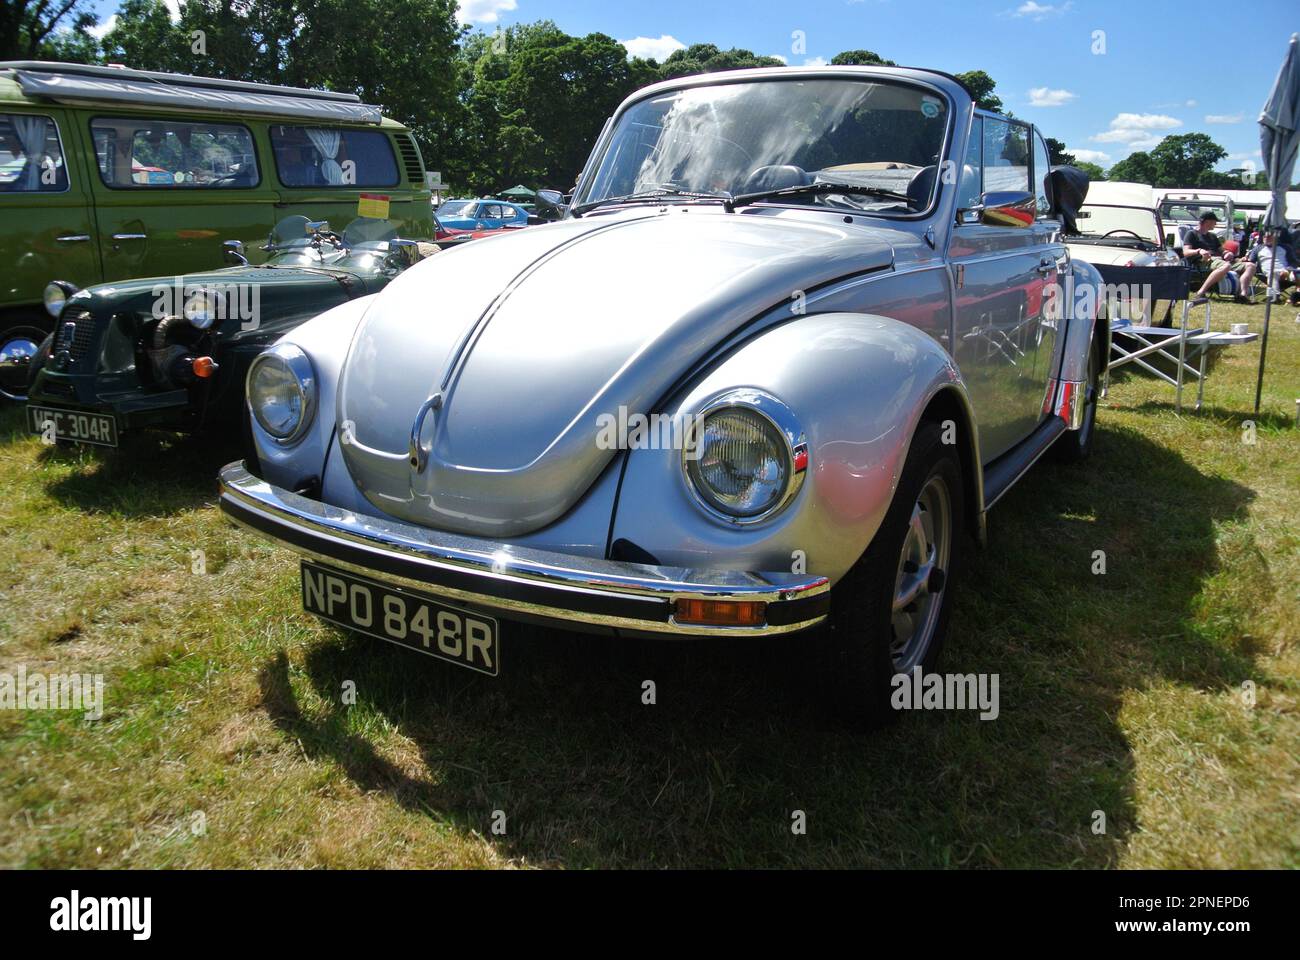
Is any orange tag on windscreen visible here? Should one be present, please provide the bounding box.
[357,194,391,219]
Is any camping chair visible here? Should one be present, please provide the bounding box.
[1101,263,1208,413]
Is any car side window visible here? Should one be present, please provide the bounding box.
[981,117,1030,194]
[1032,131,1053,217]
[0,113,69,193]
[90,117,259,188]
[956,116,982,211]
[270,126,399,187]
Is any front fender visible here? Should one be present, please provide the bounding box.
[252,295,377,492]
[609,312,975,586]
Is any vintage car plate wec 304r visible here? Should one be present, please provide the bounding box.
[301,562,499,676]
[28,405,118,447]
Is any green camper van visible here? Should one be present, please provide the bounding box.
[0,60,434,400]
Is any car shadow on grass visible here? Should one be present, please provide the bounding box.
[255,423,1258,868]
[33,426,246,519]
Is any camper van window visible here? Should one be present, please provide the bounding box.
[90,118,260,188]
[270,127,399,188]
[0,114,69,193]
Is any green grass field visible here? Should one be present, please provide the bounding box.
[2,299,1297,868]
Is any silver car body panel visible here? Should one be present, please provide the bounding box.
[235,65,1102,627]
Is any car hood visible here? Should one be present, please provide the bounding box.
[336,209,894,536]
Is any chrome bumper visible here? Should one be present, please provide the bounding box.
[218,461,831,637]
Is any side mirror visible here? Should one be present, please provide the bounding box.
[536,189,564,208]
[223,240,248,266]
[958,191,1037,228]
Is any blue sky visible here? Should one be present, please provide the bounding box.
[87,0,1297,175]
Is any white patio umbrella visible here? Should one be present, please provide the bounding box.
[1255,33,1300,414]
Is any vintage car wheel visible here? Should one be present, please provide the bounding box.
[1051,336,1101,464]
[824,420,964,726]
[0,324,49,402]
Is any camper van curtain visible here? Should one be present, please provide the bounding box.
[305,128,344,184]
[12,114,48,191]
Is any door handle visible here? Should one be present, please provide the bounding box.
[111,232,147,252]
[56,235,90,243]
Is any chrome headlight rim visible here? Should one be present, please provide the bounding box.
[246,343,316,446]
[43,280,78,318]
[680,388,809,526]
[183,287,223,330]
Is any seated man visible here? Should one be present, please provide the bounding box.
[1250,229,1299,305]
[1186,212,1256,304]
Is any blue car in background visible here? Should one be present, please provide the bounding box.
[435,198,530,232]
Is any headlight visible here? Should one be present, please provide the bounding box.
[683,389,808,523]
[43,281,78,318]
[246,344,316,444]
[183,288,221,330]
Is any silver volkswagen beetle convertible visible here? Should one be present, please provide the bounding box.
[219,66,1105,723]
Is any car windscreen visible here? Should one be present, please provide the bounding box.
[576,78,950,214]
[1073,204,1162,245]
[1159,201,1227,222]
[270,126,398,187]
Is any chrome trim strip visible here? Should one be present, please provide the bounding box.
[218,461,831,636]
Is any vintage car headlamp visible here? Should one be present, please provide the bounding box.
[43,281,78,318]
[246,344,316,444]
[183,288,222,330]
[683,390,808,523]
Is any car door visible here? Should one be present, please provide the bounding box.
[86,113,277,281]
[948,115,1060,462]
[0,108,102,314]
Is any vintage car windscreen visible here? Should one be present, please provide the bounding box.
[578,78,949,214]
[1072,204,1163,246]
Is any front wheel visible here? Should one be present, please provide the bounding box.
[0,324,50,402]
[822,420,965,727]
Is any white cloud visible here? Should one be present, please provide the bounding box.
[618,34,687,61]
[163,0,181,18]
[457,0,517,24]
[1068,148,1111,165]
[1091,112,1181,148]
[768,54,789,64]
[1028,86,1076,107]
[88,15,117,39]
[1205,113,1243,124]
[1008,1,1073,20]
[803,56,829,66]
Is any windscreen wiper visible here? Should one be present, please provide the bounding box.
[572,187,732,217]
[726,181,910,210]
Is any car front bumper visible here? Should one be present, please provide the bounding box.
[218,460,832,638]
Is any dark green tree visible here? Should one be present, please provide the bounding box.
[1106,150,1157,184]
[830,49,895,66]
[0,0,98,60]
[656,43,785,80]
[954,70,1002,112]
[1072,161,1106,180]
[1147,132,1227,187]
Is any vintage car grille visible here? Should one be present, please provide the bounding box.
[395,133,425,185]
[52,310,98,362]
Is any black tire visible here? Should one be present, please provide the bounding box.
[822,420,966,728]
[0,324,51,402]
[1051,334,1101,464]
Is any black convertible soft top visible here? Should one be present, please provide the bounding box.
[1050,165,1090,233]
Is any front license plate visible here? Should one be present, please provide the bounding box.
[301,562,499,676]
[28,405,118,447]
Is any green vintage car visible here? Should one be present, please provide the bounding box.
[0,60,434,400]
[26,216,439,445]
